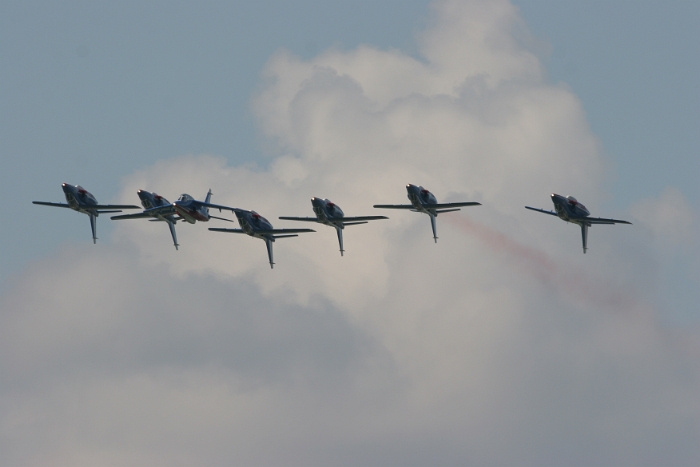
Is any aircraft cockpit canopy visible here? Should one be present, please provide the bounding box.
[567,196,588,212]
[178,194,194,202]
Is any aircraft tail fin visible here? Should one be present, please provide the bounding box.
[168,220,179,250]
[89,213,97,244]
[265,237,274,269]
[204,189,213,204]
[430,213,437,243]
[336,225,344,256]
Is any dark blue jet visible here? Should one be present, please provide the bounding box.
[279,197,388,256]
[209,208,315,268]
[33,183,140,243]
[374,184,481,242]
[135,189,234,225]
[111,190,182,249]
[113,189,235,249]
[526,193,631,253]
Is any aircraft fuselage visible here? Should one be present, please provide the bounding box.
[311,197,346,228]
[235,210,275,239]
[137,190,178,222]
[550,193,591,225]
[406,184,438,213]
[63,183,99,213]
[173,194,210,224]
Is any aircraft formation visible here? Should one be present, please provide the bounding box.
[34,183,631,267]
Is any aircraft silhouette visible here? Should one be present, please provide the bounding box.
[111,190,182,249]
[526,193,631,253]
[374,184,481,242]
[33,183,140,243]
[210,208,315,268]
[279,197,387,256]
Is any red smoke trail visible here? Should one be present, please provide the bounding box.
[444,214,638,312]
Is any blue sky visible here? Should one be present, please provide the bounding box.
[1,1,699,465]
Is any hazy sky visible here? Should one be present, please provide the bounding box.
[1,1,699,465]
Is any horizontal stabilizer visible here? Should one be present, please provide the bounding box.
[343,221,368,226]
[525,206,558,217]
[435,208,461,214]
[426,202,481,209]
[341,215,388,222]
[32,201,71,208]
[278,216,320,222]
[256,228,316,234]
[210,215,234,222]
[111,212,153,220]
[144,205,176,216]
[209,228,246,234]
[373,204,415,209]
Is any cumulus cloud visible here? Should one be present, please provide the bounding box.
[2,0,699,465]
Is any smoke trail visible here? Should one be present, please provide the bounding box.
[444,214,639,312]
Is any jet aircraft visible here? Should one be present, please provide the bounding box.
[110,190,182,249]
[209,208,315,268]
[374,184,481,242]
[33,183,140,243]
[279,197,388,256]
[525,193,631,253]
[123,188,235,226]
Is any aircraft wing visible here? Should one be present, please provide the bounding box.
[340,215,388,222]
[92,204,141,209]
[111,212,153,220]
[525,206,558,217]
[32,201,71,208]
[278,216,320,223]
[192,201,240,213]
[208,228,247,233]
[584,217,632,225]
[373,204,415,209]
[426,202,481,209]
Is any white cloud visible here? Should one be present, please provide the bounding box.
[2,0,699,465]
